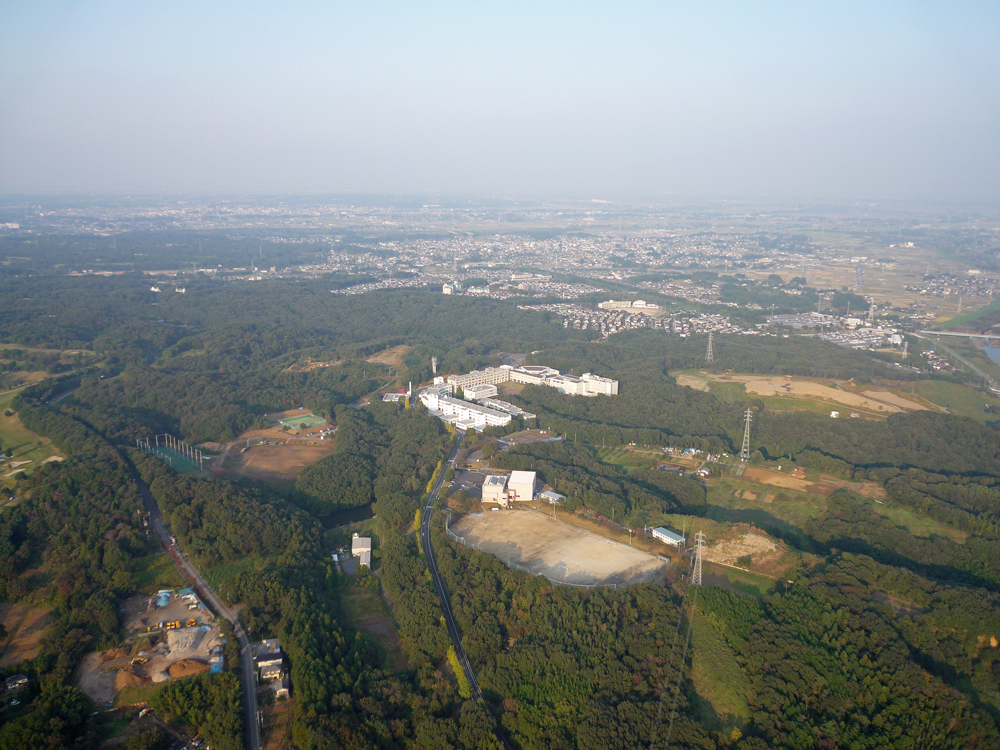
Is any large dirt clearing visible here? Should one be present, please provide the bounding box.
[366,344,410,366]
[449,510,667,586]
[227,442,334,481]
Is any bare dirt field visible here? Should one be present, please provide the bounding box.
[366,344,410,367]
[226,442,334,481]
[450,509,667,586]
[672,372,711,391]
[742,468,812,491]
[860,390,929,411]
[705,529,779,565]
[0,603,53,667]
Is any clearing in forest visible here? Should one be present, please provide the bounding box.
[226,442,334,481]
[449,509,667,586]
[340,586,407,671]
[365,344,410,367]
[0,603,54,667]
[672,371,930,416]
[690,610,751,730]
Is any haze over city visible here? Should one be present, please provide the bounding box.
[2,1,999,201]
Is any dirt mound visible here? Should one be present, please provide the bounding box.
[168,659,211,678]
[103,647,128,661]
[115,667,147,690]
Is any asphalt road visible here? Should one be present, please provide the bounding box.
[420,434,515,750]
[131,471,261,750]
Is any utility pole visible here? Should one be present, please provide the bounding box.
[705,332,714,364]
[692,531,705,587]
[740,408,753,463]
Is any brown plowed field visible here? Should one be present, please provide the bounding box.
[742,468,812,490]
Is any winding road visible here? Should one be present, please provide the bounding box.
[131,472,261,750]
[420,433,515,750]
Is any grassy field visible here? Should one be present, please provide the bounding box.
[202,556,272,597]
[874,503,968,544]
[594,446,659,471]
[910,380,1000,423]
[0,389,62,492]
[703,562,776,597]
[339,585,407,670]
[114,681,164,708]
[689,610,751,730]
[131,554,185,594]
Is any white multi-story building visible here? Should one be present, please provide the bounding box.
[464,384,498,401]
[447,364,618,397]
[480,471,536,507]
[448,366,513,390]
[419,392,511,430]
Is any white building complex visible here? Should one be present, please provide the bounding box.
[419,392,512,431]
[447,364,618,397]
[597,299,662,314]
[481,471,536,507]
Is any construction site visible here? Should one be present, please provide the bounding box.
[448,508,668,587]
[78,588,224,705]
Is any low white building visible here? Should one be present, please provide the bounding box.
[651,527,685,548]
[464,384,498,401]
[352,534,372,568]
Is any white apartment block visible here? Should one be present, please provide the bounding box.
[419,392,512,430]
[447,364,618,397]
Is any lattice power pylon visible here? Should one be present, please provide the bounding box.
[692,531,705,586]
[740,408,753,463]
[705,332,714,364]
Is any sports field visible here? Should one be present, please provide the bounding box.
[278,413,327,430]
[228,442,334,481]
[501,429,559,446]
[450,510,666,586]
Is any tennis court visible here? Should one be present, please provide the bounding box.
[278,413,327,430]
[501,429,560,446]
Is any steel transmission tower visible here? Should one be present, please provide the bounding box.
[705,332,714,363]
[740,408,753,463]
[692,531,705,586]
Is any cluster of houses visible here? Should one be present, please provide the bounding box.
[255,639,290,700]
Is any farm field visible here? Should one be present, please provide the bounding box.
[449,509,667,586]
[911,380,1000,422]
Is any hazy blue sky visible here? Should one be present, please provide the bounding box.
[2,1,998,201]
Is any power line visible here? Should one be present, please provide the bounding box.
[740,408,753,463]
[705,332,714,364]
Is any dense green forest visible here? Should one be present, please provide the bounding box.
[4,273,1000,749]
